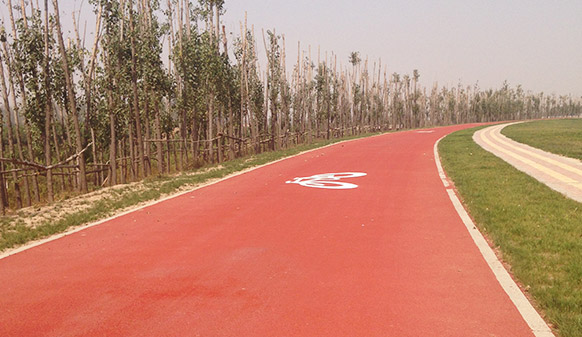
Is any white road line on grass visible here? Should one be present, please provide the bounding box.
[434,135,555,337]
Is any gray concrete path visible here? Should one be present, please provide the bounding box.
[474,122,582,203]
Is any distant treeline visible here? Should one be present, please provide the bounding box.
[0,0,580,213]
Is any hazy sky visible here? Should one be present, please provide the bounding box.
[222,0,582,96]
[4,0,579,96]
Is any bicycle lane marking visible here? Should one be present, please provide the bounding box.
[285,172,367,189]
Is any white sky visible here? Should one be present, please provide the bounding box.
[222,0,582,96]
[4,0,580,96]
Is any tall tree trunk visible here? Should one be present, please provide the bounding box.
[73,2,103,186]
[239,19,247,155]
[119,140,126,184]
[154,105,163,174]
[52,0,88,193]
[191,109,199,163]
[43,0,54,203]
[128,2,145,178]
[172,134,179,171]
[91,128,99,186]
[6,0,41,203]
[179,107,186,172]
[217,107,223,163]
[128,123,136,180]
[0,48,22,208]
[1,44,31,206]
[25,121,41,202]
[52,123,66,192]
[143,89,152,176]
[0,126,6,213]
[207,91,214,162]
[109,109,117,186]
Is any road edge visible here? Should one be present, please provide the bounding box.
[434,135,555,337]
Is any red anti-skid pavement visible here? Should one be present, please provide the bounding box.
[0,125,534,336]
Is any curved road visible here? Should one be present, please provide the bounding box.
[475,122,582,203]
[0,124,545,336]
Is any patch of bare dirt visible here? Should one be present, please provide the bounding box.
[8,165,225,231]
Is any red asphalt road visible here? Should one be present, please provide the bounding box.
[0,124,535,336]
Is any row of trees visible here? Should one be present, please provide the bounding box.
[0,0,580,213]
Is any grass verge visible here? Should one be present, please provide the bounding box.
[439,126,582,337]
[0,133,377,253]
[502,118,582,160]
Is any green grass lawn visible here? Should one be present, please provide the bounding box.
[439,126,582,337]
[502,118,582,160]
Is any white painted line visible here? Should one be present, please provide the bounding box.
[434,136,450,188]
[434,136,555,337]
[0,134,384,260]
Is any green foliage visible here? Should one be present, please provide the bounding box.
[12,10,50,137]
[233,29,264,135]
[349,51,361,66]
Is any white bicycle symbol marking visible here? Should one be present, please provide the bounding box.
[285,172,367,189]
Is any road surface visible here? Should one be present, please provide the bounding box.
[0,124,546,336]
